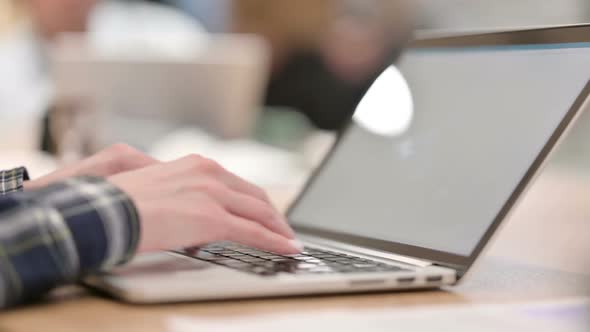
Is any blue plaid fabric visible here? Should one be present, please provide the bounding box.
[0,168,140,308]
[0,167,29,194]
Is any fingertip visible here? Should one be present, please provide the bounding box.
[287,239,304,254]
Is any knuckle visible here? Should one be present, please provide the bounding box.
[245,181,268,199]
[198,158,221,173]
[181,154,204,167]
[187,154,204,163]
[180,155,222,174]
[258,205,275,222]
[256,187,270,200]
[108,143,135,156]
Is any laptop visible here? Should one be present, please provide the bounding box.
[86,25,590,303]
[51,34,269,140]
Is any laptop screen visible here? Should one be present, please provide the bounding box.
[290,42,590,257]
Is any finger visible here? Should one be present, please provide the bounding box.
[216,188,295,239]
[174,154,271,204]
[222,173,271,204]
[227,216,303,254]
[205,160,271,204]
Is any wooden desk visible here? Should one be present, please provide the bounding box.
[1,166,589,332]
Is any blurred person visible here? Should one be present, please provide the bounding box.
[151,0,414,131]
[233,0,415,130]
[26,0,97,40]
[0,144,301,308]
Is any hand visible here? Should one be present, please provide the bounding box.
[25,144,158,190]
[108,155,302,255]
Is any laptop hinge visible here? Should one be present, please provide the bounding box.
[299,235,433,268]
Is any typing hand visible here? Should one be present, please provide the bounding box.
[25,144,157,190]
[109,155,302,255]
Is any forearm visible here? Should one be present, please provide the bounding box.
[0,173,140,308]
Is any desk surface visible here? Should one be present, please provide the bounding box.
[1,166,589,332]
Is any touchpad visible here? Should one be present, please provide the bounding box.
[110,252,211,277]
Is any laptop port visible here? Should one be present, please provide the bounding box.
[396,277,415,284]
[349,279,386,287]
[426,275,443,282]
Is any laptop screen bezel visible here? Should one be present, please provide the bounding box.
[287,24,590,276]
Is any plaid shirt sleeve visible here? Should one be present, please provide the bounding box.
[0,167,29,194]
[0,169,140,308]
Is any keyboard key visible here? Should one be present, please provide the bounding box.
[238,250,264,255]
[224,253,250,258]
[300,258,322,263]
[203,248,226,253]
[295,263,318,269]
[258,255,285,259]
[240,257,266,263]
[270,258,293,262]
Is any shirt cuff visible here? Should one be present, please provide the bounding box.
[0,167,29,195]
[26,176,141,272]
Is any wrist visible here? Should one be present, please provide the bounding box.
[23,179,42,190]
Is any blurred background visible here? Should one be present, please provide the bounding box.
[0,0,588,202]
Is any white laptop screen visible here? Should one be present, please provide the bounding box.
[290,43,590,256]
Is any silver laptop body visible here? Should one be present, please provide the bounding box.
[86,25,590,303]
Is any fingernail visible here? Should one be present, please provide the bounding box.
[288,239,304,252]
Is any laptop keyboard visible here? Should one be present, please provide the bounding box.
[176,242,410,276]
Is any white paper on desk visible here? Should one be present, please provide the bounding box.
[167,298,589,332]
